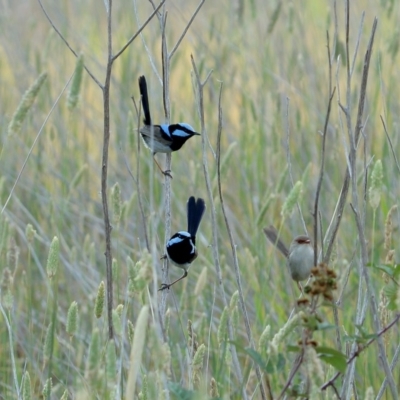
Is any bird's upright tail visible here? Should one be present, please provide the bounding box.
[138,75,152,125]
[187,197,206,237]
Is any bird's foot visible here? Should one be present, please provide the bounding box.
[158,283,170,291]
[162,169,173,179]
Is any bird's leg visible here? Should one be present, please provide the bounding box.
[297,281,305,296]
[158,270,188,291]
[153,154,173,179]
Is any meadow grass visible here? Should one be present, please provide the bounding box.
[0,0,399,399]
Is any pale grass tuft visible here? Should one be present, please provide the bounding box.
[66,301,79,338]
[126,305,149,397]
[192,343,206,387]
[364,387,375,400]
[384,205,397,251]
[138,374,148,400]
[1,268,14,310]
[106,339,117,380]
[135,251,153,289]
[385,249,395,265]
[67,53,84,110]
[22,371,32,400]
[115,303,124,316]
[111,182,122,225]
[258,324,271,355]
[7,236,19,272]
[60,389,69,399]
[43,322,54,362]
[229,291,240,336]
[25,224,37,244]
[217,307,229,347]
[112,258,118,282]
[42,377,52,399]
[194,266,208,295]
[164,308,171,336]
[187,319,198,356]
[161,342,172,376]
[209,377,220,398]
[281,181,303,217]
[68,164,88,194]
[46,236,60,279]
[378,290,390,346]
[8,72,47,136]
[127,320,134,343]
[86,328,101,374]
[305,346,324,398]
[112,309,122,336]
[94,281,105,319]
[369,159,383,210]
[229,290,239,311]
[268,312,304,355]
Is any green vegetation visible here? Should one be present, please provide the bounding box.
[0,0,399,399]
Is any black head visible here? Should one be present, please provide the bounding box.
[167,123,200,151]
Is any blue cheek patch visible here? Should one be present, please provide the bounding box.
[160,124,172,138]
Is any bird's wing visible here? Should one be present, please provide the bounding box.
[140,125,173,147]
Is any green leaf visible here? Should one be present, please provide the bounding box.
[368,263,400,280]
[276,353,286,372]
[244,347,273,373]
[316,346,347,373]
[168,383,222,400]
[167,383,195,400]
[228,340,276,374]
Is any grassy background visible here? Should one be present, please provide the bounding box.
[0,0,399,398]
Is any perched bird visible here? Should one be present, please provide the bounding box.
[159,196,206,291]
[138,75,200,176]
[263,225,314,289]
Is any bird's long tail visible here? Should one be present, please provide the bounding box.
[263,225,289,258]
[138,75,152,125]
[187,197,206,237]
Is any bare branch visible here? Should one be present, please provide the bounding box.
[216,86,270,399]
[112,0,166,61]
[321,313,400,392]
[313,30,336,266]
[191,55,248,398]
[169,0,205,60]
[381,115,400,173]
[37,0,102,89]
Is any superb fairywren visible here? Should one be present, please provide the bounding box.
[264,225,314,289]
[159,196,206,291]
[138,76,200,176]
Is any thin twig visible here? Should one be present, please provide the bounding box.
[112,0,166,61]
[168,0,205,60]
[191,55,247,399]
[380,115,400,173]
[0,300,20,398]
[313,31,334,265]
[37,0,102,89]
[159,7,173,321]
[216,85,270,399]
[100,0,115,340]
[323,18,378,264]
[277,350,305,400]
[2,72,74,215]
[376,340,400,400]
[321,313,400,391]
